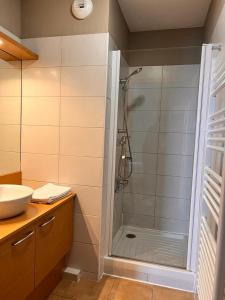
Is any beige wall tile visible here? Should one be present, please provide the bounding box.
[22,153,59,182]
[70,185,102,216]
[59,156,103,186]
[22,67,60,96]
[0,125,20,152]
[22,179,53,189]
[73,214,100,245]
[22,125,59,154]
[61,66,107,97]
[0,68,21,96]
[22,97,60,126]
[0,151,20,175]
[60,97,106,128]
[68,242,99,274]
[22,37,62,68]
[60,127,104,157]
[0,97,21,125]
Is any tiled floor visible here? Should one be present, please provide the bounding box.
[112,226,188,268]
[48,276,196,300]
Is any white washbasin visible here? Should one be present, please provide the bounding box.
[0,185,34,219]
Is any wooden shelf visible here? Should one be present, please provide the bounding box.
[0,31,38,61]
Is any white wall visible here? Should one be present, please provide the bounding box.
[21,33,109,279]
[120,65,200,234]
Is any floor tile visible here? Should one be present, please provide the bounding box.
[153,286,195,300]
[109,279,153,300]
[49,276,196,300]
[52,276,116,299]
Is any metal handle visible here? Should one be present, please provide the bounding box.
[39,216,55,228]
[12,231,34,246]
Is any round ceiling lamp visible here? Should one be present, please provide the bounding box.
[72,0,93,20]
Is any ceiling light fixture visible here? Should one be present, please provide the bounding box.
[72,0,93,20]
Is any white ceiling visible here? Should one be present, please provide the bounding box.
[118,0,212,32]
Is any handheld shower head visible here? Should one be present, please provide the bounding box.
[120,67,143,87]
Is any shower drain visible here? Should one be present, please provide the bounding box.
[126,233,136,239]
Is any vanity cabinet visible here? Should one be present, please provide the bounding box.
[35,199,73,285]
[0,225,35,300]
[0,196,74,300]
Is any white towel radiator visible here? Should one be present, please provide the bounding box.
[197,44,225,300]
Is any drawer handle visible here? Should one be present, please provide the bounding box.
[12,231,34,247]
[39,216,56,228]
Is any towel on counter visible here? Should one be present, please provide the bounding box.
[32,183,71,204]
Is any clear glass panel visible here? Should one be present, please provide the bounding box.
[111,60,200,269]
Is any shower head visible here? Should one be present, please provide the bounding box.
[120,67,142,85]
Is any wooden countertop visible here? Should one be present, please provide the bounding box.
[0,193,75,243]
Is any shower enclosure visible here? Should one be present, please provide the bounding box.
[110,54,200,270]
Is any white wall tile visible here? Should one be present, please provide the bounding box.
[22,97,60,126]
[128,110,160,132]
[59,156,103,186]
[157,154,193,177]
[21,153,58,182]
[0,97,21,125]
[160,111,197,133]
[155,218,189,234]
[129,66,162,88]
[131,132,158,153]
[161,88,198,111]
[62,33,108,66]
[123,213,155,229]
[158,133,195,155]
[22,125,59,154]
[22,37,62,68]
[128,88,161,111]
[22,67,60,96]
[60,97,106,127]
[61,66,107,97]
[133,153,157,174]
[163,65,200,88]
[156,197,191,221]
[60,127,104,157]
[0,125,20,151]
[73,214,100,245]
[123,193,155,216]
[156,175,192,199]
[125,174,157,195]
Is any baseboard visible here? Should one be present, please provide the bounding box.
[104,256,196,292]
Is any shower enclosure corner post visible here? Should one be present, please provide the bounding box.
[105,50,121,256]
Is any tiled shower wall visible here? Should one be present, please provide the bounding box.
[21,33,109,279]
[122,65,200,234]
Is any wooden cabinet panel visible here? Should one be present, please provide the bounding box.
[0,225,35,300]
[35,199,73,286]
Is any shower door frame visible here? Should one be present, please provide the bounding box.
[104,47,213,291]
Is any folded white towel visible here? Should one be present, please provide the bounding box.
[32,183,71,204]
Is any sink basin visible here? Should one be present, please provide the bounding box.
[0,185,34,219]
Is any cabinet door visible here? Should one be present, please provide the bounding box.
[0,225,35,300]
[35,200,73,286]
